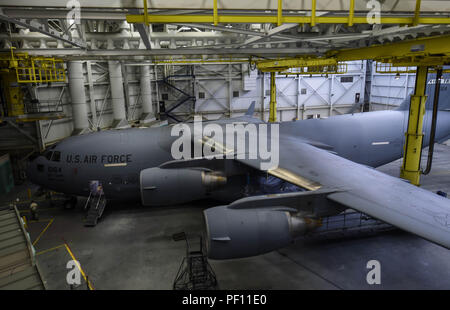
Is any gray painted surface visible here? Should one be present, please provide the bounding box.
[7,143,450,289]
[26,96,450,259]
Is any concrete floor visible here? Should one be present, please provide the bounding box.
[2,144,450,290]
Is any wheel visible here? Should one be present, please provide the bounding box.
[64,196,78,209]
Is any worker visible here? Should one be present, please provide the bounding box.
[29,200,39,221]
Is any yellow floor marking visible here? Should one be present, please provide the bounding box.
[36,243,65,256]
[32,218,54,246]
[63,242,95,290]
[28,218,54,223]
[20,207,60,214]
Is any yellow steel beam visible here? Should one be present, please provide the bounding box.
[143,0,149,26]
[348,0,355,26]
[328,34,450,62]
[255,35,450,72]
[154,58,249,65]
[400,66,428,186]
[126,14,450,25]
[413,0,421,26]
[277,0,282,27]
[213,0,218,26]
[258,57,338,72]
[269,72,277,123]
[280,62,348,75]
[311,0,316,27]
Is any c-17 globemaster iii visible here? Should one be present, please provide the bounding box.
[27,78,450,260]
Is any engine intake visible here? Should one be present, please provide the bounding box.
[204,206,320,259]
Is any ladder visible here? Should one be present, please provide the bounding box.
[173,234,218,290]
[84,192,106,227]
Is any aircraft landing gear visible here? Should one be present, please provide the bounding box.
[63,196,78,209]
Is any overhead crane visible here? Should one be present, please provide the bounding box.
[127,0,450,27]
[127,0,450,185]
[59,1,444,185]
[254,34,450,186]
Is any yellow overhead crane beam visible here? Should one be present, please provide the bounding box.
[126,13,450,26]
[257,58,339,73]
[127,0,450,26]
[256,35,450,72]
[326,35,450,66]
[375,63,450,74]
[152,58,249,65]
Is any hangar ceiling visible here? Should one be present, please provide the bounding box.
[1,0,450,59]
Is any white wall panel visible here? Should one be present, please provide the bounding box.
[36,60,366,146]
[369,62,416,110]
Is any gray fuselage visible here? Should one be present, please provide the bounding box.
[26,110,450,201]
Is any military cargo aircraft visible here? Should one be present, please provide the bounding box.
[27,77,450,259]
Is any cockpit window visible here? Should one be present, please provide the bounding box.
[45,151,53,161]
[52,151,61,162]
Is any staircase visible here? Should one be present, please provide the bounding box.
[84,193,106,227]
[173,234,218,290]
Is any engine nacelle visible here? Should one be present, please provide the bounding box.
[204,206,320,259]
[140,167,226,206]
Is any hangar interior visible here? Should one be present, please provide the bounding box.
[0,0,450,290]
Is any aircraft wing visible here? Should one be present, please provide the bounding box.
[236,136,450,249]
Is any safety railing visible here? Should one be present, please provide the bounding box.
[1,48,66,84]
[15,57,65,83]
[280,62,348,75]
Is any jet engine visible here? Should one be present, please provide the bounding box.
[140,167,226,206]
[204,206,320,259]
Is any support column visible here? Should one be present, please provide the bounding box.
[260,72,265,121]
[228,64,232,118]
[68,61,89,135]
[400,66,428,186]
[86,61,98,129]
[269,72,277,123]
[108,61,128,128]
[140,65,156,124]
